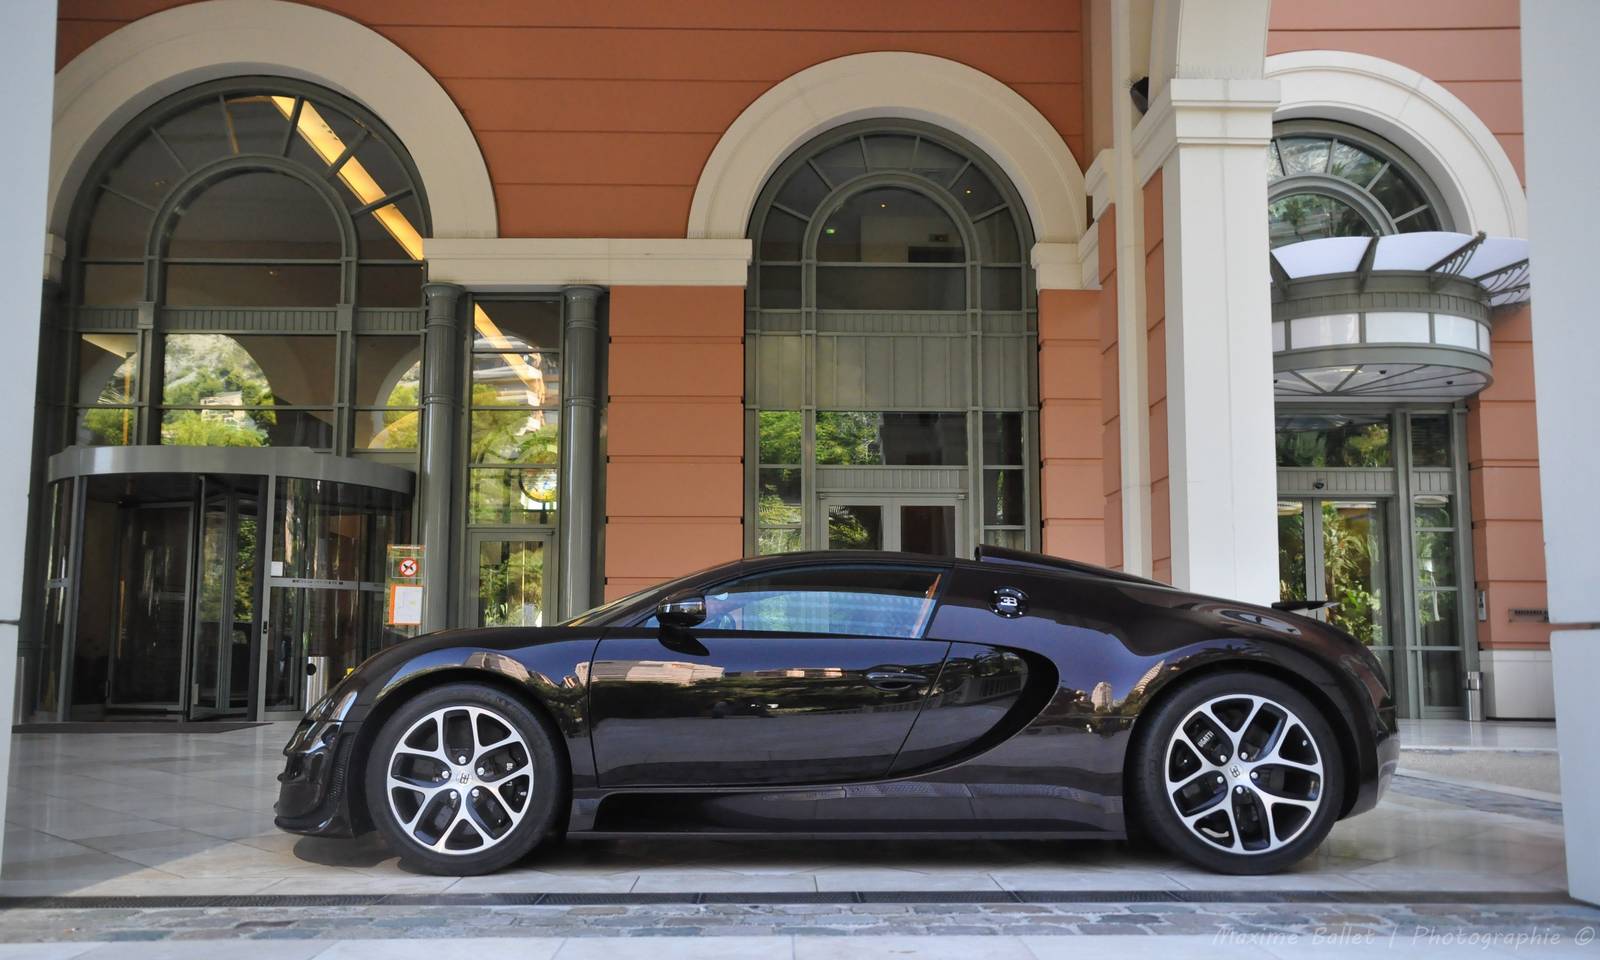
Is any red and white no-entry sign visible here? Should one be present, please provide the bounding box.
[398,557,420,578]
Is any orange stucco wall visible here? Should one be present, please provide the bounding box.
[1268,0,1524,180]
[1467,306,1551,651]
[1142,171,1171,585]
[1038,287,1105,565]
[58,0,1088,237]
[603,286,744,599]
[1095,211,1122,570]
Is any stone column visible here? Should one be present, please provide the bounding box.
[1141,78,1281,602]
[1522,0,1600,906]
[558,286,602,618]
[0,0,57,868]
[419,282,464,632]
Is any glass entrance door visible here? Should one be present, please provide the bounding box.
[469,532,553,627]
[822,495,964,556]
[103,500,193,712]
[1277,499,1397,700]
[188,480,259,719]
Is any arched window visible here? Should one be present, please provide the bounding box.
[1267,121,1449,248]
[747,121,1037,556]
[66,79,430,453]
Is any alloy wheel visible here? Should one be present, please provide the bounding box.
[385,704,534,854]
[1162,694,1325,854]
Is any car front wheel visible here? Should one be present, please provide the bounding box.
[365,682,565,875]
[1132,672,1343,874]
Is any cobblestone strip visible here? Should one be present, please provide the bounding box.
[2,900,1597,942]
[1389,774,1564,823]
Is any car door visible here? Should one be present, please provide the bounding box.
[588,562,952,787]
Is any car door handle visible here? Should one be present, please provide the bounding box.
[866,670,928,691]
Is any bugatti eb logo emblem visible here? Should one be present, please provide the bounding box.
[457,770,471,784]
[1229,765,1242,779]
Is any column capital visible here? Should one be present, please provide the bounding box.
[422,281,464,317]
[561,284,605,304]
[1132,77,1281,186]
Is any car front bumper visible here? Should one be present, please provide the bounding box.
[274,715,361,838]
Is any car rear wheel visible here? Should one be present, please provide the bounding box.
[1132,672,1343,874]
[365,682,565,875]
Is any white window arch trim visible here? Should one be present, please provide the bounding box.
[1265,50,1527,238]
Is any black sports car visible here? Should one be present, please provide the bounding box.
[276,546,1398,876]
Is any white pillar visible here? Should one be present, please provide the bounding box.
[0,0,58,867]
[1141,78,1281,603]
[1522,0,1600,906]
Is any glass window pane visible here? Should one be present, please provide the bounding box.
[910,139,967,185]
[1417,591,1460,647]
[472,300,560,352]
[813,138,866,187]
[814,265,964,310]
[163,332,336,407]
[982,412,1023,464]
[817,188,963,264]
[774,162,828,216]
[1434,315,1479,350]
[1326,141,1383,186]
[702,566,940,638]
[1275,413,1391,467]
[975,208,1021,263]
[1415,530,1457,587]
[166,169,342,259]
[759,266,801,308]
[81,263,144,305]
[981,268,1023,310]
[158,99,230,171]
[863,134,916,170]
[1277,502,1307,602]
[758,410,802,464]
[1369,166,1425,220]
[352,408,419,450]
[163,263,341,307]
[758,527,802,555]
[1422,650,1462,707]
[477,540,546,627]
[357,264,424,307]
[901,504,956,557]
[472,350,561,408]
[759,207,805,261]
[827,504,883,550]
[83,191,150,258]
[220,94,291,156]
[1268,193,1375,248]
[470,409,560,465]
[78,407,137,447]
[105,132,184,209]
[468,467,558,524]
[78,333,139,405]
[816,412,968,466]
[358,204,418,260]
[1289,314,1359,348]
[1321,501,1387,647]
[757,468,801,525]
[355,336,421,407]
[983,528,1026,550]
[1277,137,1331,176]
[1414,494,1453,530]
[160,407,334,448]
[1366,312,1431,344]
[983,468,1025,525]
[950,166,1003,217]
[348,136,413,212]
[1410,414,1452,467]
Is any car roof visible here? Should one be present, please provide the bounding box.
[717,545,1167,588]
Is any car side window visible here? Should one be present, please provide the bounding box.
[650,565,943,638]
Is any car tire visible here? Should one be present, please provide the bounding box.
[365,682,566,876]
[1131,671,1344,875]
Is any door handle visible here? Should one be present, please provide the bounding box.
[866,670,927,691]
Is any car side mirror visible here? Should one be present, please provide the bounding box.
[657,594,706,628]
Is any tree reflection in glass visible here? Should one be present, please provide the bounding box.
[160,333,276,446]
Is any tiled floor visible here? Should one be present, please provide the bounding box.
[1399,718,1558,752]
[0,721,1573,898]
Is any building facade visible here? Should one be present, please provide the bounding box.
[12,0,1551,725]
